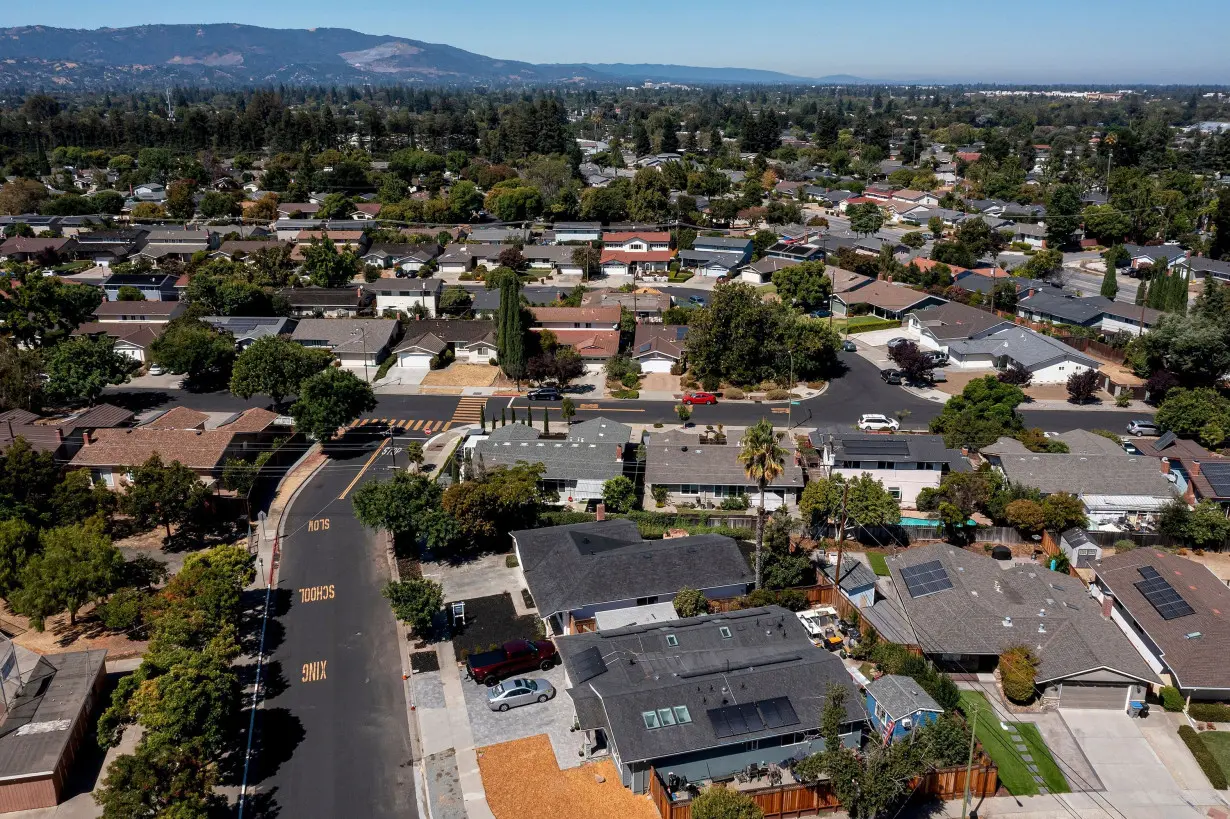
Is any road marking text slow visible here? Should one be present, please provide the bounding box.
[307,518,330,532]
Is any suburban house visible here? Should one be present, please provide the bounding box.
[643,431,806,510]
[981,432,1178,527]
[811,432,969,508]
[66,228,147,264]
[0,237,71,262]
[862,544,1157,708]
[549,222,603,243]
[1121,244,1188,271]
[130,182,166,203]
[584,289,670,322]
[600,248,674,277]
[273,219,323,241]
[393,319,496,368]
[360,242,441,274]
[891,189,940,207]
[291,318,397,369]
[523,245,585,276]
[290,230,367,262]
[90,301,185,324]
[740,255,798,285]
[277,286,374,318]
[468,286,569,317]
[369,277,443,317]
[0,404,133,459]
[1016,290,1162,336]
[1181,256,1230,283]
[211,240,291,262]
[137,228,216,262]
[473,417,630,502]
[1009,221,1047,248]
[1093,549,1230,700]
[691,235,753,264]
[101,272,179,302]
[511,518,754,636]
[831,281,946,320]
[71,322,164,363]
[70,427,237,489]
[201,316,297,350]
[554,605,867,793]
[864,675,942,745]
[679,249,742,278]
[466,227,529,244]
[276,202,320,218]
[1128,434,1230,509]
[905,302,1015,352]
[530,306,620,332]
[943,326,1100,384]
[631,324,688,374]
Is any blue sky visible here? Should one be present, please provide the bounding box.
[8,0,1230,84]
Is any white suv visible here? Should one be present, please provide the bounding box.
[857,414,900,432]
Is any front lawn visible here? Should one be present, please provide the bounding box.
[1196,731,1230,784]
[959,691,1070,795]
[867,552,890,576]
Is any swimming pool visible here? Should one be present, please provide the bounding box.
[899,516,941,527]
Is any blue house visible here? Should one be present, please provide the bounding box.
[864,675,942,743]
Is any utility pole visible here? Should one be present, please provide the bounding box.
[832,483,850,607]
[961,705,979,819]
[786,349,795,430]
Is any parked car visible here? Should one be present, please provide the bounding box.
[466,639,558,686]
[857,413,900,432]
[807,309,832,318]
[923,350,949,366]
[841,339,857,352]
[147,363,165,376]
[886,337,911,350]
[682,391,717,405]
[486,677,556,712]
[1126,419,1160,436]
[879,368,905,385]
[526,387,562,401]
[688,295,706,305]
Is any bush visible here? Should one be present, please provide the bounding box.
[701,374,721,392]
[95,587,150,632]
[1189,702,1230,722]
[620,371,640,388]
[673,587,709,618]
[1000,645,1039,704]
[765,389,790,400]
[1178,725,1229,789]
[691,785,764,819]
[719,495,750,511]
[505,554,519,569]
[1115,392,1132,407]
[383,578,443,636]
[1160,686,1185,712]
[652,485,669,507]
[1113,538,1137,552]
[612,389,640,399]
[724,387,745,400]
[670,361,684,376]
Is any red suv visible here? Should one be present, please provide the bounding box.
[682,392,718,405]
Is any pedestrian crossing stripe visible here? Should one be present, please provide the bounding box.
[343,417,452,434]
[450,397,488,424]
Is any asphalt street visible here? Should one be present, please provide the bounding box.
[245,436,421,819]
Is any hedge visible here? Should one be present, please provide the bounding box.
[1189,702,1230,723]
[1161,686,1185,712]
[1178,725,1228,789]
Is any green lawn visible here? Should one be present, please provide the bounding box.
[1197,731,1230,782]
[959,691,1070,795]
[828,315,901,335]
[867,552,890,576]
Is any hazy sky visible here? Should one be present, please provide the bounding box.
[7,0,1230,84]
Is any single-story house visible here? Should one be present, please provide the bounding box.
[468,285,569,316]
[555,606,867,793]
[211,240,291,262]
[71,322,165,363]
[70,427,236,488]
[550,330,621,364]
[473,417,630,502]
[1180,256,1230,283]
[600,249,674,277]
[273,219,323,241]
[945,326,1100,383]
[1009,221,1047,248]
[360,242,440,273]
[584,289,670,322]
[277,286,374,318]
[0,404,133,460]
[101,273,179,302]
[864,674,942,744]
[631,324,687,374]
[66,228,148,264]
[201,316,297,350]
[905,302,1015,352]
[530,306,620,332]
[369,277,442,317]
[1121,244,1187,271]
[0,214,62,235]
[678,249,742,278]
[291,318,398,369]
[1128,435,1230,509]
[523,245,585,276]
[392,319,496,367]
[813,432,968,509]
[90,300,185,324]
[831,281,946,320]
[276,202,320,218]
[137,228,215,262]
[511,518,755,636]
[863,544,1157,708]
[644,431,806,510]
[1093,549,1230,700]
[740,255,797,285]
[549,222,603,244]
[690,236,753,263]
[466,227,529,244]
[0,237,71,262]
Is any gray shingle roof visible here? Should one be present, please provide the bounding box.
[555,606,865,764]
[883,544,1156,685]
[907,302,1014,341]
[644,432,805,489]
[865,674,943,720]
[947,327,1099,372]
[820,559,879,593]
[476,417,630,484]
[290,319,398,353]
[984,443,1177,499]
[1017,291,1106,326]
[513,519,753,619]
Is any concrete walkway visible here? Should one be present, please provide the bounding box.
[929,789,1228,819]
[1008,711,1103,793]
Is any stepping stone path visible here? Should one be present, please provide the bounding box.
[1003,723,1047,792]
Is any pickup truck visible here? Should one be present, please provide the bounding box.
[466,639,558,686]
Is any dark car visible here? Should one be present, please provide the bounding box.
[688,295,706,305]
[886,337,911,350]
[682,391,718,405]
[466,639,559,686]
[526,387,562,401]
[880,368,905,385]
[841,339,858,352]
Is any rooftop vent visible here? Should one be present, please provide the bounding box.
[1003,616,1013,627]
[1185,632,1203,640]
[1038,623,1046,634]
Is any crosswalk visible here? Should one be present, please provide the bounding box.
[451,397,488,425]
[345,417,453,435]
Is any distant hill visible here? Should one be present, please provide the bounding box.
[0,24,868,91]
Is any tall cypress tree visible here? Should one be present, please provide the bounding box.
[1135,276,1149,306]
[1100,265,1119,300]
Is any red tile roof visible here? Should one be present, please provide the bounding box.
[549,330,620,359]
[70,428,234,470]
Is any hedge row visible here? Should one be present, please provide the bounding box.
[1178,725,1228,789]
[1189,702,1230,723]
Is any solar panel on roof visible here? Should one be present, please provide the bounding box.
[570,646,608,683]
[842,439,910,457]
[1138,565,1162,581]
[1134,571,1195,620]
[707,703,765,739]
[708,707,734,739]
[1199,462,1230,497]
[901,560,954,598]
[757,697,800,730]
[1154,430,1178,450]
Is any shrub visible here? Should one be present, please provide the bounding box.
[724,387,745,400]
[806,381,825,390]
[621,371,640,388]
[1178,725,1229,789]
[719,495,750,511]
[95,587,150,632]
[765,389,790,400]
[653,422,664,428]
[701,374,721,392]
[1189,702,1230,722]
[670,361,684,376]
[505,554,519,569]
[691,785,764,819]
[673,587,709,618]
[652,485,669,507]
[999,645,1039,704]
[1115,392,1132,407]
[383,578,443,635]
[1113,538,1137,552]
[612,389,640,399]
[1160,686,1185,712]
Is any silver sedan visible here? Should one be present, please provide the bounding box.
[486,678,556,712]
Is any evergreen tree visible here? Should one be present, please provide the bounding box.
[1135,276,1149,306]
[1100,265,1119,300]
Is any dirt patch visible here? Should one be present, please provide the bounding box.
[422,364,500,387]
[410,651,440,673]
[639,372,680,393]
[451,592,540,657]
[1023,383,1112,403]
[8,603,149,659]
[478,735,658,819]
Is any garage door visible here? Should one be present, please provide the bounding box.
[640,359,674,374]
[1060,684,1128,710]
[398,352,433,369]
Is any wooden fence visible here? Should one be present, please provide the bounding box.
[648,759,997,819]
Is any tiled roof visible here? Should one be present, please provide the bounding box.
[218,407,280,434]
[71,428,234,470]
[143,406,209,430]
[530,306,621,325]
[549,330,620,359]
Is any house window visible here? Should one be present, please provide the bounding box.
[665,634,678,647]
[877,461,895,470]
[673,706,692,724]
[635,596,659,606]
[719,626,732,639]
[642,711,661,730]
[888,487,901,500]
[681,484,699,495]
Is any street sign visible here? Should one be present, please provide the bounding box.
[790,401,801,406]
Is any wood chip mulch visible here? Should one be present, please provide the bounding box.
[477,735,658,819]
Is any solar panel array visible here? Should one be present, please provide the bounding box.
[571,646,608,683]
[1199,462,1230,498]
[707,697,800,739]
[1154,430,1178,450]
[842,438,910,457]
[1134,565,1195,620]
[901,560,954,598]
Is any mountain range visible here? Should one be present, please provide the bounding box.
[0,24,872,91]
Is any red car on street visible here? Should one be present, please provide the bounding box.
[682,392,718,405]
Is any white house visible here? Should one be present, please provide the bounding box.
[369,278,442,317]
[945,326,1100,384]
[643,431,805,511]
[813,432,969,509]
[392,320,497,368]
[631,324,687,374]
[550,222,603,244]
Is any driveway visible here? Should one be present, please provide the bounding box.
[1059,708,1179,793]
[460,662,584,769]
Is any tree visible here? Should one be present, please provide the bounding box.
[672,587,709,618]
[690,786,763,819]
[901,231,926,249]
[302,237,360,288]
[1004,499,1046,532]
[738,420,786,590]
[149,318,235,391]
[0,337,42,412]
[927,216,944,238]
[316,192,354,220]
[12,517,123,629]
[1082,205,1132,245]
[185,271,272,316]
[43,335,139,406]
[121,455,211,539]
[772,261,833,312]
[561,397,576,424]
[197,191,237,218]
[290,368,377,441]
[165,180,196,220]
[929,375,1025,449]
[229,335,332,407]
[1156,387,1230,447]
[247,192,279,222]
[94,742,224,819]
[442,463,550,545]
[843,474,902,528]
[0,518,36,599]
[916,471,995,543]
[1000,645,1039,703]
[0,179,48,215]
[931,240,977,270]
[1045,184,1083,248]
[439,286,473,317]
[353,470,445,537]
[383,579,443,636]
[1066,368,1100,403]
[1183,500,1230,548]
[405,440,425,473]
[0,273,102,348]
[1100,265,1119,300]
[601,476,637,513]
[847,202,884,236]
[888,340,936,384]
[129,202,166,220]
[629,167,671,222]
[496,277,527,384]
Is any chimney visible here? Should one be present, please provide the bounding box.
[1189,460,1203,477]
[1101,592,1114,619]
[82,431,92,447]
[1160,457,1171,474]
[596,503,606,521]
[616,445,623,460]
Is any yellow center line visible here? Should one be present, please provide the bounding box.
[338,445,386,500]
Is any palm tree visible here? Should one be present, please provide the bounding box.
[738,419,786,590]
